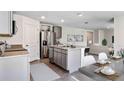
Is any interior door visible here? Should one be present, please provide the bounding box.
[23,21,39,62]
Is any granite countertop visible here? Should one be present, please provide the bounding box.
[0,44,29,58]
[49,45,87,50]
[1,50,29,57]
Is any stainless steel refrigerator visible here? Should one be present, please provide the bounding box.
[40,25,56,59]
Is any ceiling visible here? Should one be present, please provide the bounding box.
[14,11,124,30]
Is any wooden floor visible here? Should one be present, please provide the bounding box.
[30,58,93,81]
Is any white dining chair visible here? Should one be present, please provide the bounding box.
[98,52,108,61]
[81,55,96,67]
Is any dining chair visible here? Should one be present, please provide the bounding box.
[81,55,96,67]
[98,52,108,61]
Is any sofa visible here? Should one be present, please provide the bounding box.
[89,45,109,56]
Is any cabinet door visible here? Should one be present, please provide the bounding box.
[57,52,62,66]
[53,26,62,39]
[23,20,40,62]
[49,47,53,58]
[54,51,57,64]
[0,56,29,81]
[62,53,67,69]
[0,11,12,35]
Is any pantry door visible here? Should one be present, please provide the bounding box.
[23,20,40,62]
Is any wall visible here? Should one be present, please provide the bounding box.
[59,26,88,46]
[104,29,114,47]
[93,30,99,44]
[114,16,124,54]
[99,30,105,45]
[0,14,23,44]
[93,29,114,47]
[7,15,24,44]
[0,14,40,45]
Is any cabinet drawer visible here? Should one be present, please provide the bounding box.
[54,48,61,52]
[54,48,59,52]
[61,49,67,54]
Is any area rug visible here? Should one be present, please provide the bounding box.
[30,63,60,81]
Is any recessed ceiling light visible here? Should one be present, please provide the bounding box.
[41,16,46,19]
[84,22,88,24]
[107,26,111,29]
[61,19,64,23]
[77,13,83,17]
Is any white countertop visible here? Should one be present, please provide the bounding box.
[49,45,88,51]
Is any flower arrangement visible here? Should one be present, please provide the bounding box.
[118,48,124,58]
[109,48,114,56]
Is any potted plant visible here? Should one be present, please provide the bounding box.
[109,47,114,56]
[118,48,124,58]
[102,39,107,46]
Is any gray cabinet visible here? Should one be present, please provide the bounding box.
[53,26,62,39]
[52,47,67,69]
[49,47,54,63]
[51,46,81,73]
[49,47,53,58]
[54,48,62,66]
[62,53,67,69]
[54,50,57,64]
[0,11,12,36]
[57,52,62,66]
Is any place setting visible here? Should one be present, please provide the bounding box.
[94,59,119,81]
[95,60,111,67]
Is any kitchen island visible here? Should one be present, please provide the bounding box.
[49,45,85,73]
[0,47,30,81]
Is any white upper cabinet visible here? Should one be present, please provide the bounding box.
[0,11,12,36]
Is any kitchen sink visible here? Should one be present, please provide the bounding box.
[62,45,76,48]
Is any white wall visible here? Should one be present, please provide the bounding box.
[0,14,40,45]
[59,26,88,46]
[114,16,124,54]
[0,14,40,61]
[93,30,99,44]
[104,30,114,47]
[99,30,104,45]
[93,29,114,47]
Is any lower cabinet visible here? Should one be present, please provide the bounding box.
[53,48,67,70]
[57,52,62,66]
[49,47,54,63]
[52,47,81,73]
[0,55,30,81]
[61,53,67,69]
[54,51,57,64]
